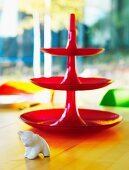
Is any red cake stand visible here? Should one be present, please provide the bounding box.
[20,14,122,131]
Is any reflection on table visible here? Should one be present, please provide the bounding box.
[0,102,129,170]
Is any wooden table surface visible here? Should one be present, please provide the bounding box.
[0,103,129,170]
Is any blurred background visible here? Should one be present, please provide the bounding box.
[0,0,129,88]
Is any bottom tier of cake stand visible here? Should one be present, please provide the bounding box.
[20,108,122,132]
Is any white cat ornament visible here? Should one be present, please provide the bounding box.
[18,131,50,159]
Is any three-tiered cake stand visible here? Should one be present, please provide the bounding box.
[20,14,122,131]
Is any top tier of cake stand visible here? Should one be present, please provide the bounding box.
[31,14,111,91]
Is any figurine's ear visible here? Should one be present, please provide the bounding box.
[18,131,24,137]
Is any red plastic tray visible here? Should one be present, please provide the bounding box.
[31,77,112,91]
[20,108,122,132]
[41,48,104,56]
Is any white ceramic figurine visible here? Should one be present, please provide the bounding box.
[18,131,50,159]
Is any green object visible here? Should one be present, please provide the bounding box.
[100,89,129,107]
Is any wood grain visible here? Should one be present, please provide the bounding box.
[0,105,128,170]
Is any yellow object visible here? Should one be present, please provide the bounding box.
[6,81,44,93]
[0,81,54,108]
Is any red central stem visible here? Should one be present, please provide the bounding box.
[51,14,86,127]
[61,55,80,84]
[51,91,86,127]
[61,14,80,85]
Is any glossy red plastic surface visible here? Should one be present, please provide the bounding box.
[31,77,112,90]
[20,90,122,130]
[20,14,122,131]
[41,14,104,56]
[20,109,122,130]
[32,15,109,91]
[40,48,104,56]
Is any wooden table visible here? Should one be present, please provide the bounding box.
[0,103,129,170]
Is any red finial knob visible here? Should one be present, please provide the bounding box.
[70,13,75,31]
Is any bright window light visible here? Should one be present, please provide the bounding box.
[0,0,18,37]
